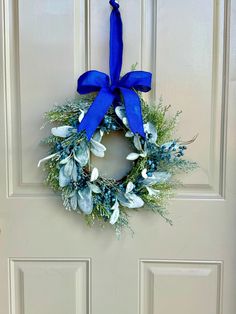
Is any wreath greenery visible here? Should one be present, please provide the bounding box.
[39,92,197,235]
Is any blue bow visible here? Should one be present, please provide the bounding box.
[77,0,152,140]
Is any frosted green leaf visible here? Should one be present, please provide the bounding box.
[133,135,142,151]
[71,163,77,182]
[141,168,148,179]
[126,182,135,193]
[125,131,133,137]
[77,187,93,215]
[60,155,71,165]
[143,172,171,185]
[64,159,74,177]
[90,139,106,157]
[51,126,73,138]
[115,106,126,120]
[88,183,101,194]
[70,193,78,210]
[110,208,120,225]
[146,186,160,197]
[126,152,140,160]
[59,166,71,187]
[90,167,99,182]
[74,141,89,167]
[120,192,144,209]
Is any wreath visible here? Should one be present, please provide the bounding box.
[38,1,197,235]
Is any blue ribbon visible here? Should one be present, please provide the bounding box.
[77,0,152,140]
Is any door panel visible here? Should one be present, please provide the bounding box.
[0,0,235,313]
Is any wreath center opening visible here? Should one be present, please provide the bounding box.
[90,130,133,181]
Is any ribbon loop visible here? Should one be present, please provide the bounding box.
[77,70,109,94]
[119,71,152,92]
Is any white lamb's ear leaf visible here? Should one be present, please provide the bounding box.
[59,155,71,165]
[64,159,74,177]
[71,163,77,182]
[125,193,144,208]
[146,186,160,197]
[70,193,78,210]
[51,126,73,138]
[38,153,58,167]
[74,141,89,167]
[110,208,120,225]
[118,192,144,209]
[141,168,148,179]
[133,135,142,151]
[126,153,140,160]
[122,117,129,127]
[90,139,106,157]
[115,106,126,120]
[59,166,71,187]
[88,183,101,194]
[90,167,99,182]
[125,131,134,137]
[90,148,105,158]
[92,130,103,143]
[77,187,93,215]
[143,171,171,185]
[126,181,135,194]
[78,110,85,122]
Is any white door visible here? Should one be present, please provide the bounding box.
[0,0,236,313]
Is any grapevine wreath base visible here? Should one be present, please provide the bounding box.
[38,94,197,235]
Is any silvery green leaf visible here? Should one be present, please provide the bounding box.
[71,163,77,181]
[144,122,157,143]
[51,126,73,138]
[115,106,126,120]
[77,187,93,215]
[37,153,58,167]
[88,183,101,194]
[143,171,171,185]
[120,192,144,208]
[90,139,106,158]
[146,186,160,197]
[140,151,147,158]
[64,159,74,177]
[126,181,135,193]
[78,110,85,122]
[70,193,78,210]
[110,208,120,225]
[122,117,129,127]
[60,155,71,165]
[126,152,140,160]
[141,168,148,179]
[125,131,134,137]
[74,141,89,166]
[111,198,119,210]
[133,135,142,151]
[59,166,71,187]
[91,148,105,158]
[92,130,103,143]
[90,167,99,182]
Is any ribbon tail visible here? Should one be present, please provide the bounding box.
[109,5,123,84]
[120,87,146,138]
[77,89,115,140]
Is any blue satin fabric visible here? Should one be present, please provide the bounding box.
[77,0,152,140]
